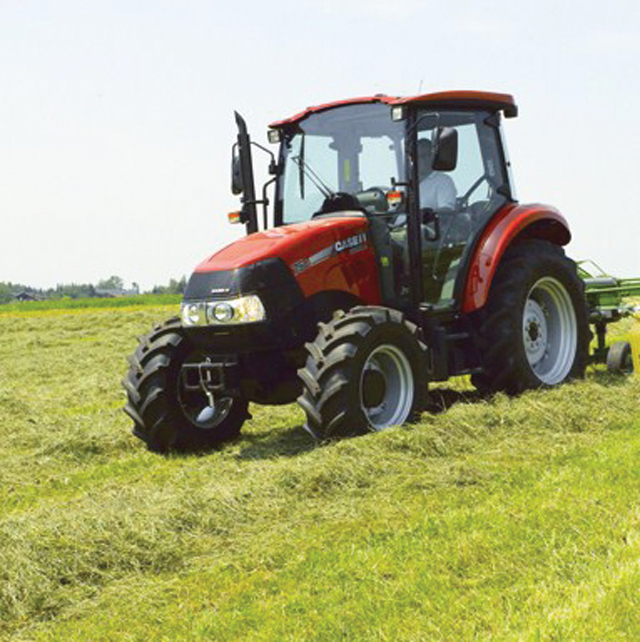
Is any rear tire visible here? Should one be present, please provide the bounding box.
[122,318,249,453]
[472,240,590,394]
[606,341,634,374]
[297,306,428,439]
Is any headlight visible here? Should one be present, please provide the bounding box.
[211,302,234,323]
[181,302,205,326]
[232,295,266,323]
[181,294,266,326]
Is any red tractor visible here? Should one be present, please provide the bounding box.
[123,91,590,451]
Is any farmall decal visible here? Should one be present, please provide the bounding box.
[293,233,368,275]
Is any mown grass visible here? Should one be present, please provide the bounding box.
[0,306,639,640]
[0,293,181,314]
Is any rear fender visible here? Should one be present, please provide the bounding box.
[462,203,571,313]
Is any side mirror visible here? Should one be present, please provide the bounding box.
[432,127,458,172]
[231,147,243,195]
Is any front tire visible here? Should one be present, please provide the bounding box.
[472,240,590,394]
[122,318,249,453]
[297,307,428,439]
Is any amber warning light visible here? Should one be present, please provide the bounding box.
[228,211,242,224]
[386,191,404,207]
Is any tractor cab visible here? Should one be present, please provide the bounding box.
[232,92,518,313]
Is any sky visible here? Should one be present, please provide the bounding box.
[1,0,640,290]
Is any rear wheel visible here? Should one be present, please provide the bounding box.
[297,306,428,439]
[607,341,634,374]
[472,240,590,394]
[122,318,249,453]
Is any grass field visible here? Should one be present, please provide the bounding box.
[1,303,639,640]
[0,293,181,314]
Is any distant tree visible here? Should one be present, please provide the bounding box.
[0,282,13,304]
[97,276,125,291]
[55,283,95,299]
[151,276,187,295]
[168,276,187,294]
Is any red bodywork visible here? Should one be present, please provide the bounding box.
[197,204,570,313]
[462,203,571,313]
[195,216,381,304]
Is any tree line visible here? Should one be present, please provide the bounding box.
[0,275,187,304]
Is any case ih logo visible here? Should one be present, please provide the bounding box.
[292,233,368,275]
[334,233,367,253]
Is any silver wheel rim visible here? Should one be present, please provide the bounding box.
[523,276,577,384]
[360,344,414,430]
[189,397,233,430]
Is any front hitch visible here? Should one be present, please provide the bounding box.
[180,357,241,399]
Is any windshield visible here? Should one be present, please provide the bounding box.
[278,104,406,225]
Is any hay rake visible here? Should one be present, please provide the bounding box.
[580,261,640,374]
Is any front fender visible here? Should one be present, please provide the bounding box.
[462,203,571,313]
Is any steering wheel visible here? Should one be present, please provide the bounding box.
[459,173,493,209]
[312,191,363,217]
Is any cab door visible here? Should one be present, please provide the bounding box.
[416,110,510,308]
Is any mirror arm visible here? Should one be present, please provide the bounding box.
[261,176,277,229]
[246,142,280,230]
[250,141,277,166]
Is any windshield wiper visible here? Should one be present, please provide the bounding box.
[291,155,335,199]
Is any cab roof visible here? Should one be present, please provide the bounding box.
[269,90,517,128]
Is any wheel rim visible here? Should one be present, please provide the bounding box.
[359,344,414,430]
[523,276,577,384]
[179,391,234,430]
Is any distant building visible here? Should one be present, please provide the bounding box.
[14,291,43,302]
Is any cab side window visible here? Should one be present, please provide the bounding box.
[417,111,509,308]
[448,123,485,207]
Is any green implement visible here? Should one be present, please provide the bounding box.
[579,260,640,366]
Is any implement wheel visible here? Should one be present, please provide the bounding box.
[606,341,634,374]
[472,240,590,394]
[297,306,428,439]
[122,318,249,453]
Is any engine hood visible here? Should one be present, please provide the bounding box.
[194,214,368,273]
[184,212,380,307]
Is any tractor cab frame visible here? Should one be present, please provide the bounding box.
[233,92,522,320]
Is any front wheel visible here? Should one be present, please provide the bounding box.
[297,306,428,439]
[472,240,590,394]
[122,318,249,453]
